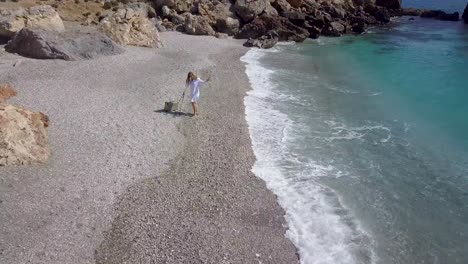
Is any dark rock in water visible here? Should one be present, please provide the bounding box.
[375,0,401,10]
[463,3,468,24]
[375,9,391,23]
[243,30,279,49]
[402,8,423,16]
[303,20,321,39]
[236,14,309,42]
[352,22,366,34]
[5,28,123,60]
[440,12,459,21]
[322,21,345,37]
[421,10,459,21]
[408,17,415,21]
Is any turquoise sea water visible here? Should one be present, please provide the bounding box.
[242,8,468,264]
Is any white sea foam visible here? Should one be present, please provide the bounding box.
[241,49,376,264]
[322,121,393,144]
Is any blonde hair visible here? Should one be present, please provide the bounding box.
[186,71,197,85]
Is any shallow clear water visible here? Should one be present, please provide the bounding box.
[242,16,468,264]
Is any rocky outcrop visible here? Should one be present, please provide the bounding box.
[233,0,270,23]
[99,4,162,48]
[244,30,279,49]
[155,0,193,13]
[5,28,123,61]
[402,8,423,16]
[184,14,216,35]
[197,0,241,35]
[463,4,468,24]
[375,0,401,10]
[420,10,459,21]
[322,21,346,36]
[236,14,309,42]
[375,9,391,23]
[0,86,50,167]
[0,5,65,38]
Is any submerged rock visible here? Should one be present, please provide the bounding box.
[5,28,123,61]
[0,5,65,38]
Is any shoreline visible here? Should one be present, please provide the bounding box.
[0,32,299,263]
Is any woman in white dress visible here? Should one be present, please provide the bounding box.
[186,71,210,116]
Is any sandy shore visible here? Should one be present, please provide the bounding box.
[0,32,298,263]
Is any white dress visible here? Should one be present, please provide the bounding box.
[188,78,205,102]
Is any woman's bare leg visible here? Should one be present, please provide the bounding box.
[191,102,196,116]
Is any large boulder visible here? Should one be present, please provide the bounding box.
[463,4,468,24]
[0,5,65,38]
[98,6,162,48]
[183,14,216,36]
[243,30,279,49]
[216,17,241,36]
[0,86,50,167]
[283,10,307,26]
[5,28,123,61]
[197,0,241,35]
[236,14,309,42]
[233,0,270,23]
[272,0,292,13]
[375,0,401,9]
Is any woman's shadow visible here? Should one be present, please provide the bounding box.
[154,109,193,117]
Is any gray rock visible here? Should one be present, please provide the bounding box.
[161,5,177,19]
[5,28,123,61]
[184,14,215,36]
[215,17,240,36]
[233,0,269,23]
[215,32,229,39]
[322,21,345,36]
[236,14,309,42]
[172,14,186,25]
[0,5,65,38]
[155,0,193,13]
